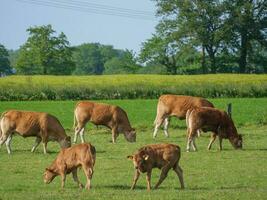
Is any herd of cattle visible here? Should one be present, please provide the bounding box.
[0,94,243,191]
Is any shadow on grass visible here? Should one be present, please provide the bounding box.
[101,184,146,190]
[242,148,267,151]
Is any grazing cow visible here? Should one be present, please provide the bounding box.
[73,101,136,143]
[44,143,96,190]
[153,95,214,138]
[127,143,184,191]
[186,107,242,152]
[0,110,71,154]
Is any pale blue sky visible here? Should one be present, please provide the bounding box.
[0,0,159,53]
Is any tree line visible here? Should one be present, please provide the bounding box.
[0,0,266,75]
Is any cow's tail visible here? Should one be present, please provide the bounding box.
[89,144,96,166]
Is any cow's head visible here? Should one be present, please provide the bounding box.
[124,128,136,143]
[127,151,149,173]
[43,168,57,184]
[59,136,71,148]
[232,134,243,149]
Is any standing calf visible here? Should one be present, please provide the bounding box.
[153,95,214,138]
[0,110,71,154]
[73,101,136,143]
[43,143,96,190]
[186,107,243,152]
[127,143,184,191]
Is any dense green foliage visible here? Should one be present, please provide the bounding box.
[0,74,266,101]
[0,44,12,76]
[140,0,267,74]
[0,99,266,199]
[15,25,75,75]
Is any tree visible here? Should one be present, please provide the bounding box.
[0,44,12,76]
[16,25,75,75]
[226,0,267,73]
[152,0,229,73]
[139,35,179,74]
[104,50,141,74]
[72,43,104,75]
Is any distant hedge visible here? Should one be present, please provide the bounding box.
[0,74,266,101]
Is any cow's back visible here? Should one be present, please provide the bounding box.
[75,101,114,125]
[3,110,42,136]
[59,143,96,168]
[142,143,180,166]
[159,95,213,119]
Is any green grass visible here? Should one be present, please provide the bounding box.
[0,74,267,100]
[0,99,267,199]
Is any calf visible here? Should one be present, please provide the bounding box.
[153,95,214,138]
[73,101,136,143]
[127,143,184,191]
[186,107,242,152]
[0,110,71,154]
[43,143,96,190]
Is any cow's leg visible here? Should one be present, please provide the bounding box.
[82,164,93,190]
[163,117,170,137]
[73,127,81,144]
[42,142,48,154]
[187,128,197,152]
[31,137,42,152]
[173,164,185,189]
[130,169,140,190]
[219,135,223,151]
[5,134,13,154]
[186,128,192,152]
[0,130,12,146]
[197,130,201,137]
[153,116,165,138]
[154,164,171,189]
[60,172,66,189]
[146,169,152,191]
[79,128,85,143]
[72,169,84,189]
[207,133,217,150]
[191,136,197,151]
[111,127,119,143]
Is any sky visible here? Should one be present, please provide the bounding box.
[0,0,159,53]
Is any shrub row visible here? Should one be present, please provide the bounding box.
[0,74,266,100]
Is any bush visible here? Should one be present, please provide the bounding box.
[0,74,266,101]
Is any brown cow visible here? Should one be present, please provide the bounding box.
[43,143,96,190]
[186,107,242,152]
[0,110,71,154]
[127,143,184,191]
[153,95,214,138]
[73,101,136,143]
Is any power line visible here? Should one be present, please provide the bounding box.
[15,0,156,21]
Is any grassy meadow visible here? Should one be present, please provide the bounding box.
[0,74,267,100]
[0,98,266,199]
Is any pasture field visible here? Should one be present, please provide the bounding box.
[0,74,267,100]
[0,98,266,200]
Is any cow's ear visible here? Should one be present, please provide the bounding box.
[143,154,149,160]
[127,155,133,160]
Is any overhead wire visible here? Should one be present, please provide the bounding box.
[14,0,156,21]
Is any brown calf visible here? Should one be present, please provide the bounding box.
[153,95,214,138]
[43,143,96,190]
[73,101,136,143]
[186,107,242,152]
[0,110,71,154]
[127,143,184,191]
